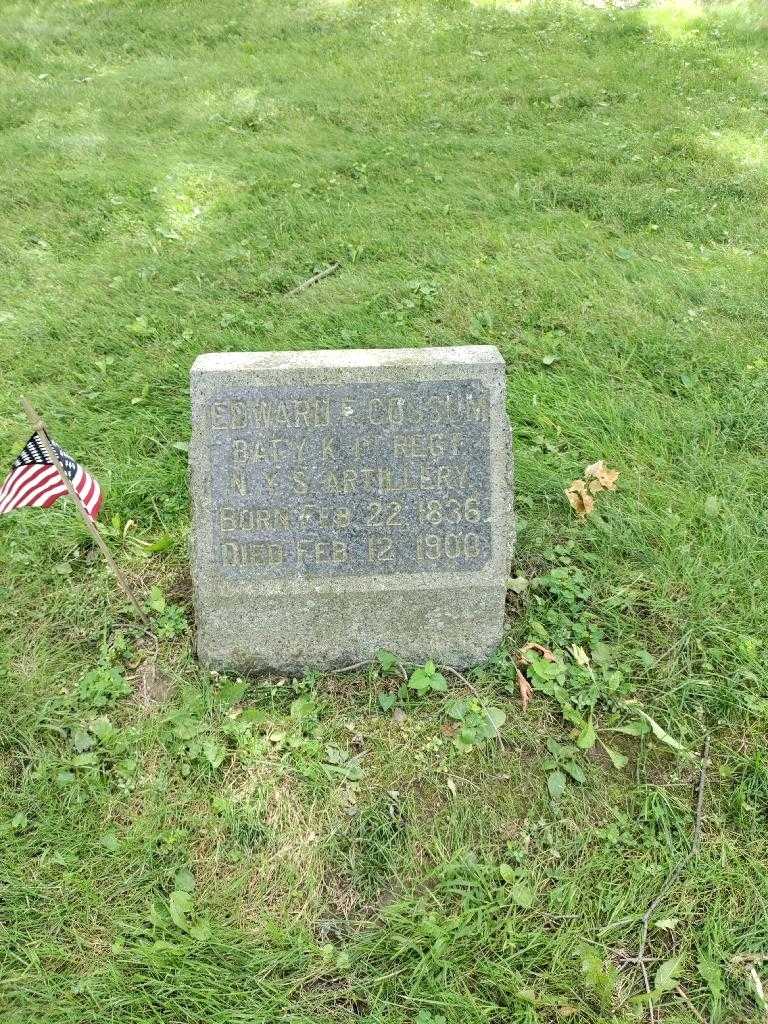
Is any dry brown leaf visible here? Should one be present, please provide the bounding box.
[516,667,533,711]
[565,478,594,518]
[584,459,619,491]
[520,642,556,663]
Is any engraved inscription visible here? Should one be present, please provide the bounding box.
[207,381,493,579]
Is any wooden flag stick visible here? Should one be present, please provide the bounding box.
[20,398,149,625]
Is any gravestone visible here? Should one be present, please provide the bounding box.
[189,347,514,672]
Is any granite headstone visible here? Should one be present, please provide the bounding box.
[189,346,514,672]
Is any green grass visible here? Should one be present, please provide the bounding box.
[2,0,768,1020]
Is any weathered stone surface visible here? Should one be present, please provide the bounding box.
[189,347,514,672]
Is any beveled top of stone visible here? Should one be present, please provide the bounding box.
[191,345,503,375]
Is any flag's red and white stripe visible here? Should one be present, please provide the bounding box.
[0,433,102,520]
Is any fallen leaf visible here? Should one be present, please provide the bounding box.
[392,707,406,726]
[520,642,557,663]
[516,667,533,711]
[584,460,619,491]
[446,777,458,798]
[565,479,595,518]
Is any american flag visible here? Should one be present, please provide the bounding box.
[0,433,102,520]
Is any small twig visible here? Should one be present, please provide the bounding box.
[637,862,683,970]
[329,660,373,675]
[329,658,408,683]
[640,958,655,1024]
[676,985,709,1024]
[437,663,481,698]
[284,262,340,296]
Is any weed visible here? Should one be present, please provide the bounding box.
[77,665,131,709]
[408,661,448,697]
[444,698,506,753]
[146,585,188,639]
